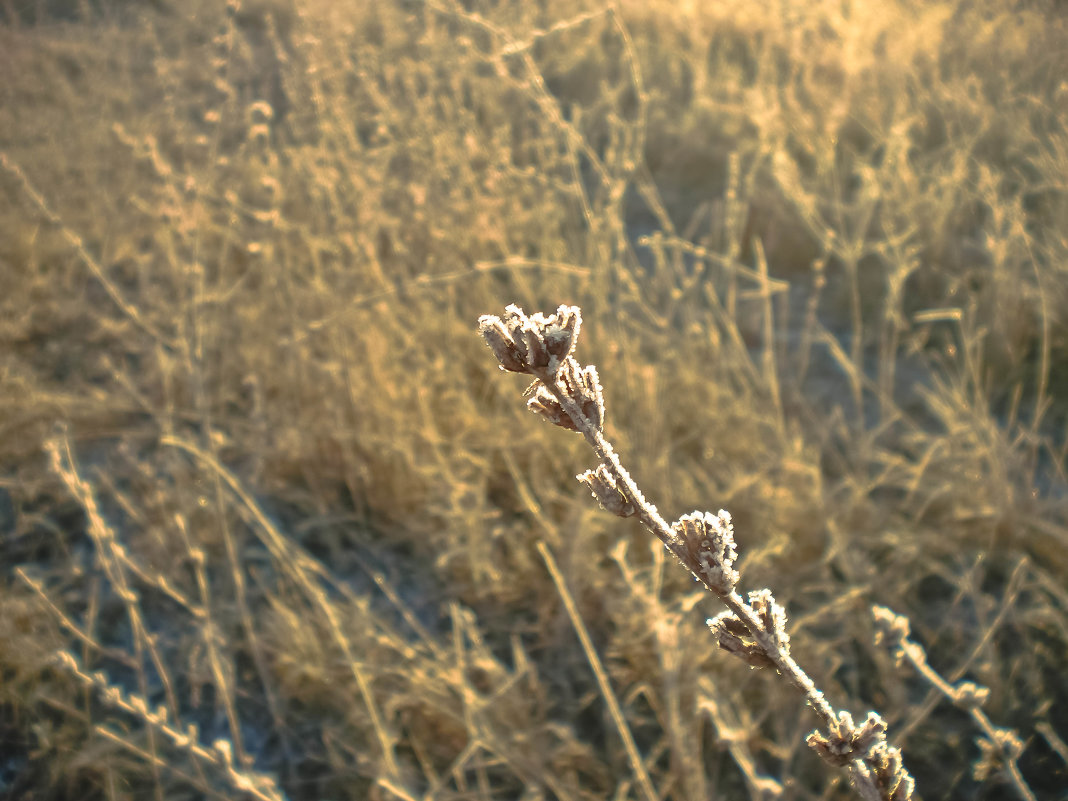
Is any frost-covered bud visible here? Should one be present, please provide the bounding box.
[578,463,637,517]
[525,360,605,433]
[807,711,890,768]
[575,363,605,430]
[497,304,547,371]
[541,304,581,375]
[478,314,527,373]
[671,510,738,595]
[552,359,605,431]
[808,711,861,767]
[519,322,551,371]
[816,711,914,799]
[872,605,915,666]
[480,304,583,378]
[852,711,889,755]
[749,589,789,654]
[868,742,914,801]
[528,385,576,431]
[708,611,776,669]
[872,605,911,644]
[951,681,990,710]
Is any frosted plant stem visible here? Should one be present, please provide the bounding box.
[533,367,838,720]
[479,305,912,800]
[873,606,1036,801]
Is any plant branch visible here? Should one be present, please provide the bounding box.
[479,303,914,801]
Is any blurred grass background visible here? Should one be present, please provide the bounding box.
[1,0,1067,798]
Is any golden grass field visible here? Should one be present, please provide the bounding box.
[1,0,1067,798]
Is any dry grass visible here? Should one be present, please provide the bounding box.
[1,0,1067,799]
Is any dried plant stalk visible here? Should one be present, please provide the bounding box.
[873,606,1038,801]
[479,304,914,801]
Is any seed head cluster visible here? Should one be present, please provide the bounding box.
[478,303,581,378]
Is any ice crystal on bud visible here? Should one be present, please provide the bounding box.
[478,304,583,378]
[527,386,572,429]
[527,360,605,432]
[749,589,789,654]
[542,305,581,368]
[808,711,889,767]
[578,463,637,517]
[478,314,526,373]
[671,510,738,595]
[708,611,777,669]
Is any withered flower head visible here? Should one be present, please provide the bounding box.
[478,304,582,377]
[578,463,637,518]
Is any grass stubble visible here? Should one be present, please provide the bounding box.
[1,0,1067,799]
